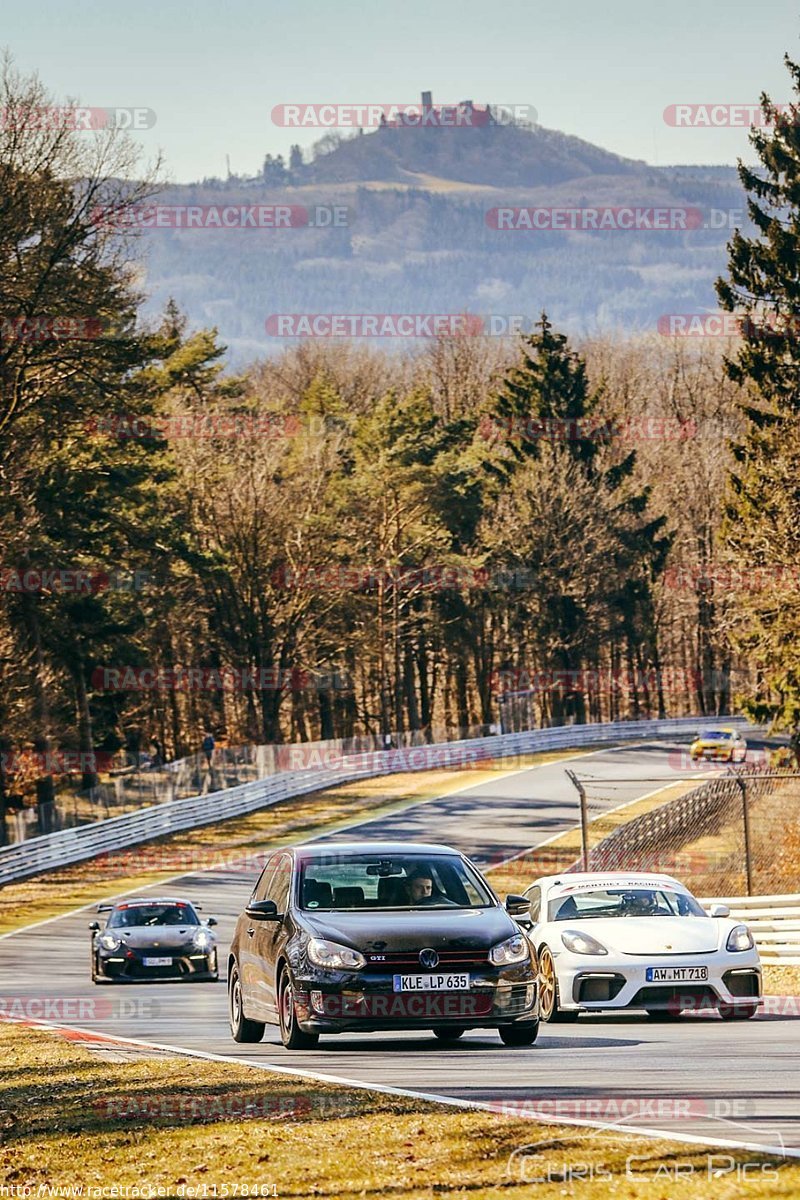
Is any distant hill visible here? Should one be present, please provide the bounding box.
[134,112,748,368]
[294,116,646,189]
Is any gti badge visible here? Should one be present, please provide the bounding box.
[419,948,439,969]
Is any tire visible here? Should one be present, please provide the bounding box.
[229,962,265,1043]
[539,947,578,1023]
[432,1026,466,1041]
[91,956,110,984]
[278,968,319,1049]
[719,1001,758,1021]
[499,1020,540,1046]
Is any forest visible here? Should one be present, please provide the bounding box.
[2,55,799,800]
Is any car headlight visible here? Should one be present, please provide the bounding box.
[193,929,214,951]
[561,930,608,956]
[726,924,755,952]
[307,938,366,970]
[489,933,529,966]
[99,933,122,952]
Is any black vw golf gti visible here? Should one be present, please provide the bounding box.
[228,841,539,1048]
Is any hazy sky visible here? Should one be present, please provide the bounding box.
[4,0,798,181]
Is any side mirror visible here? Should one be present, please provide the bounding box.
[205,916,218,927]
[505,894,531,919]
[89,921,100,932]
[246,899,280,922]
[709,903,731,918]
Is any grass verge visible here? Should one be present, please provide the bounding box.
[0,1022,795,1198]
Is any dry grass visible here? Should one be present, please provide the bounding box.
[0,1023,795,1198]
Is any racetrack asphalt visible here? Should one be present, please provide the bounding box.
[1,736,796,1156]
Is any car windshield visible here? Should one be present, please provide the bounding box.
[299,853,494,910]
[548,888,706,921]
[699,729,733,740]
[108,903,199,928]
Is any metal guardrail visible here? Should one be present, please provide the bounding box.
[3,722,512,846]
[699,894,800,966]
[0,716,744,886]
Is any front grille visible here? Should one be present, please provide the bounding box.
[362,950,488,972]
[125,956,191,978]
[631,985,717,1009]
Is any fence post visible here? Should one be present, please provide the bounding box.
[566,769,590,870]
[734,773,753,896]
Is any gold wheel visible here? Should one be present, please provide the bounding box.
[539,947,557,1020]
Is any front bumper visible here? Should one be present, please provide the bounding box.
[554,950,761,1013]
[691,745,733,760]
[96,948,218,982]
[290,963,538,1032]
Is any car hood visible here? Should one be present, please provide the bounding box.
[299,906,515,952]
[105,926,203,949]
[558,917,722,956]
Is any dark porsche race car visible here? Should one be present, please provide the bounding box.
[90,897,219,983]
[228,841,539,1048]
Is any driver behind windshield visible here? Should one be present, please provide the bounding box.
[621,891,662,916]
[401,868,457,907]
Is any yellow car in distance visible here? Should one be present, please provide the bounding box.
[689,725,747,764]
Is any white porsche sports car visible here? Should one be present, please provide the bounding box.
[523,872,761,1022]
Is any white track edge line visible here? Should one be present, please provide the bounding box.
[3,1015,795,1161]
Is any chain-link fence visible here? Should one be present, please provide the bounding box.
[584,765,800,896]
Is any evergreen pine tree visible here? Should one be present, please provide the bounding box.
[715,55,800,727]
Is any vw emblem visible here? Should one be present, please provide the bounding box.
[419,948,439,969]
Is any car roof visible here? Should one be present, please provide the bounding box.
[113,897,196,907]
[529,871,685,891]
[697,725,736,732]
[292,841,463,858]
